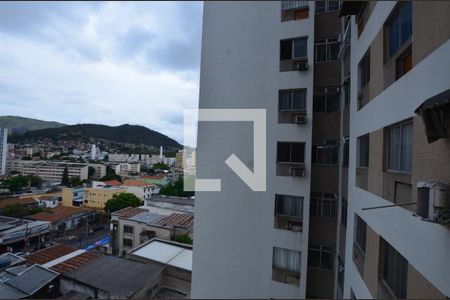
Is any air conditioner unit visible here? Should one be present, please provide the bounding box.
[289,166,305,177]
[416,181,450,223]
[294,60,308,71]
[292,115,307,124]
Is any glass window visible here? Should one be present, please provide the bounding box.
[359,50,370,90]
[123,225,134,234]
[273,247,301,274]
[388,121,412,172]
[383,241,408,298]
[341,198,348,228]
[355,215,366,253]
[315,38,340,62]
[310,193,337,219]
[358,135,369,167]
[293,38,307,59]
[312,142,338,165]
[275,194,303,218]
[123,238,133,247]
[279,89,306,111]
[313,87,340,112]
[315,1,325,13]
[308,245,334,270]
[280,40,292,60]
[388,2,412,57]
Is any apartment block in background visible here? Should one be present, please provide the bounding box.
[0,128,7,175]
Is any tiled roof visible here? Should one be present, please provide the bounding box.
[156,213,194,228]
[140,175,165,180]
[50,251,103,274]
[122,180,152,187]
[103,180,122,186]
[28,206,93,223]
[25,244,75,265]
[0,197,36,209]
[112,207,147,218]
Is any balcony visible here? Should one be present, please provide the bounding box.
[272,268,300,285]
[281,1,309,22]
[277,162,306,177]
[274,215,303,232]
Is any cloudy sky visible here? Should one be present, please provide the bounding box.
[0,1,203,145]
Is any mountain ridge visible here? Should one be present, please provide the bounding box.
[0,115,66,134]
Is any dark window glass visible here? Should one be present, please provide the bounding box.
[321,247,334,269]
[315,1,325,13]
[308,248,321,267]
[328,1,340,11]
[358,135,369,167]
[291,143,305,163]
[359,50,370,90]
[292,90,306,110]
[383,241,408,298]
[388,2,412,57]
[123,238,133,247]
[280,40,292,60]
[316,44,327,62]
[293,38,307,58]
[355,215,366,253]
[275,194,303,217]
[313,94,326,112]
[326,93,340,112]
[279,91,291,110]
[279,90,306,111]
[328,40,340,61]
[277,142,291,162]
[341,198,348,228]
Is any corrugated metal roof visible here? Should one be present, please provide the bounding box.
[5,264,58,295]
[25,244,75,265]
[129,212,164,224]
[50,250,103,274]
[0,282,27,299]
[112,207,147,218]
[63,256,164,298]
[156,213,193,228]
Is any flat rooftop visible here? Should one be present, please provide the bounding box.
[130,239,192,271]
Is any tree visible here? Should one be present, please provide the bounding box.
[2,175,42,192]
[61,167,70,186]
[104,193,141,213]
[88,166,96,178]
[101,173,122,182]
[175,235,193,245]
[153,162,169,170]
[2,203,44,218]
[159,179,194,197]
[70,177,83,187]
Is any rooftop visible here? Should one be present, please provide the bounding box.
[28,206,93,223]
[112,207,148,218]
[130,239,192,271]
[156,213,194,228]
[63,255,164,298]
[122,179,153,187]
[25,244,75,265]
[102,180,122,186]
[140,175,166,180]
[48,250,103,274]
[0,197,36,209]
[148,195,194,206]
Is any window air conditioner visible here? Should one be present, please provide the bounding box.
[416,181,450,223]
[289,166,305,177]
[292,115,307,124]
[294,60,308,71]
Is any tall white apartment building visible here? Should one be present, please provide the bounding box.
[0,128,7,175]
[193,1,450,299]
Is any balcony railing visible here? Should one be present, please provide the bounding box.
[281,0,309,11]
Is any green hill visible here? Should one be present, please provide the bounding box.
[9,123,182,148]
[0,116,65,134]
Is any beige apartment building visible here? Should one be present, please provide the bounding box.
[193,1,450,299]
[84,186,126,210]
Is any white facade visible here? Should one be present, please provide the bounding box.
[192,2,314,298]
[0,128,7,175]
[344,3,450,299]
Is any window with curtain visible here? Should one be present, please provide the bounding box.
[273,247,301,274]
[388,2,412,57]
[279,89,307,111]
[388,120,413,171]
[275,194,303,218]
[382,240,408,298]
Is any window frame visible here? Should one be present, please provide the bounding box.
[276,142,305,164]
[308,245,335,270]
[354,215,367,253]
[381,240,408,298]
[310,192,337,219]
[273,247,302,275]
[292,38,308,60]
[312,140,339,165]
[313,87,341,113]
[387,1,412,58]
[123,225,134,234]
[386,120,413,172]
[315,38,340,63]
[358,50,370,91]
[123,238,133,248]
[275,194,304,219]
[358,134,370,168]
[279,89,307,112]
[315,1,340,14]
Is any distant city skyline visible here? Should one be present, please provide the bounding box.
[0,1,203,145]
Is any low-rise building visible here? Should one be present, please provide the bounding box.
[110,206,193,256]
[62,187,85,207]
[122,180,154,201]
[115,162,140,177]
[60,255,165,299]
[145,196,194,213]
[126,238,193,298]
[0,216,50,253]
[27,206,95,235]
[0,197,38,213]
[84,186,126,210]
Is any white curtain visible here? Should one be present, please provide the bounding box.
[273,247,301,274]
